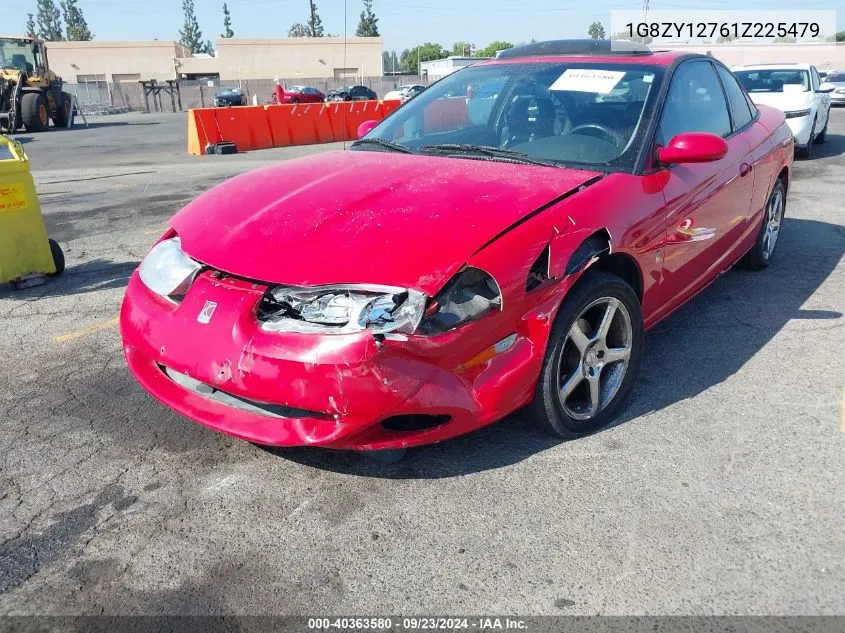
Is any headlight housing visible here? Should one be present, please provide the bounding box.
[258,285,427,335]
[419,267,502,335]
[138,237,202,302]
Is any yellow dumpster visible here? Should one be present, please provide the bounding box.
[0,134,64,287]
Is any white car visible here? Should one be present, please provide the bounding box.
[733,63,833,157]
[383,84,426,103]
[822,70,845,106]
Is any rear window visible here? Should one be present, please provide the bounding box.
[734,69,810,93]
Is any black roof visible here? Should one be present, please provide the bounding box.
[496,39,652,59]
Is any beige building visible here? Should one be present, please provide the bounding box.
[214,37,384,80]
[45,37,384,84]
[660,42,845,72]
[46,40,191,84]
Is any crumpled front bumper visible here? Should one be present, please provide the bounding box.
[120,270,552,450]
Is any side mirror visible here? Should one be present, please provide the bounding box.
[658,132,728,165]
[817,84,835,93]
[357,120,379,139]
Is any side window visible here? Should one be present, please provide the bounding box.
[716,66,753,131]
[810,67,820,91]
[659,61,732,142]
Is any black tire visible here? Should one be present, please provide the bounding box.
[531,271,644,439]
[291,98,300,104]
[53,92,73,128]
[796,117,816,158]
[21,92,49,132]
[740,177,786,271]
[47,239,65,276]
[814,120,827,144]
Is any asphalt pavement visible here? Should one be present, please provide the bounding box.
[0,110,843,616]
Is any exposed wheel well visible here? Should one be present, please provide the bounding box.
[777,165,789,192]
[590,253,643,303]
[560,229,644,304]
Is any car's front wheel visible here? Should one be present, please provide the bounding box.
[797,117,816,158]
[532,271,643,439]
[814,119,827,144]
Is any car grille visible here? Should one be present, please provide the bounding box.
[158,364,329,420]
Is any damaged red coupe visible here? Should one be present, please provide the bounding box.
[120,40,793,451]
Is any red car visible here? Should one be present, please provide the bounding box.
[274,85,326,104]
[121,40,792,453]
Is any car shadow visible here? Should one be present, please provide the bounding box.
[802,132,845,160]
[0,259,138,299]
[266,217,844,478]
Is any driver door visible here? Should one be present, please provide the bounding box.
[657,60,755,312]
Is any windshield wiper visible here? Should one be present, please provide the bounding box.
[418,143,561,167]
[349,138,413,154]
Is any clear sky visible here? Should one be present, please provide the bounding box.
[6,0,844,54]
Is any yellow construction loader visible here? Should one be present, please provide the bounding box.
[0,35,74,133]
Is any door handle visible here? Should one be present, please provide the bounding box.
[740,163,753,177]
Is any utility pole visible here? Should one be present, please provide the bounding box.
[309,0,317,36]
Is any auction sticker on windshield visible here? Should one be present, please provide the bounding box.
[550,69,626,94]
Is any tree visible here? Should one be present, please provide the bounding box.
[383,49,400,73]
[61,0,92,41]
[356,0,379,37]
[475,41,512,57]
[307,0,324,37]
[221,2,233,38]
[25,13,37,37]
[610,30,651,44]
[399,43,447,74]
[36,0,64,41]
[588,21,606,40]
[288,23,309,37]
[451,41,475,56]
[836,31,845,42]
[179,0,206,54]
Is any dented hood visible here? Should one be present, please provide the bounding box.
[171,151,602,294]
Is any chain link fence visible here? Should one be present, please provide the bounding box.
[64,76,434,113]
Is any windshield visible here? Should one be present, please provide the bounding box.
[358,61,663,171]
[734,69,811,93]
[825,72,845,83]
[0,40,36,72]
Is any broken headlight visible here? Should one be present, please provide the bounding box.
[258,285,427,335]
[419,267,502,335]
[138,237,202,302]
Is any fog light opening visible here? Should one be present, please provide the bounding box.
[382,414,452,432]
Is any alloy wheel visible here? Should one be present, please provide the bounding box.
[762,186,784,260]
[557,297,633,421]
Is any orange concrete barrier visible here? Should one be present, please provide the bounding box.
[329,100,385,142]
[264,104,293,147]
[187,108,222,155]
[382,99,402,116]
[214,105,273,152]
[188,99,402,155]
